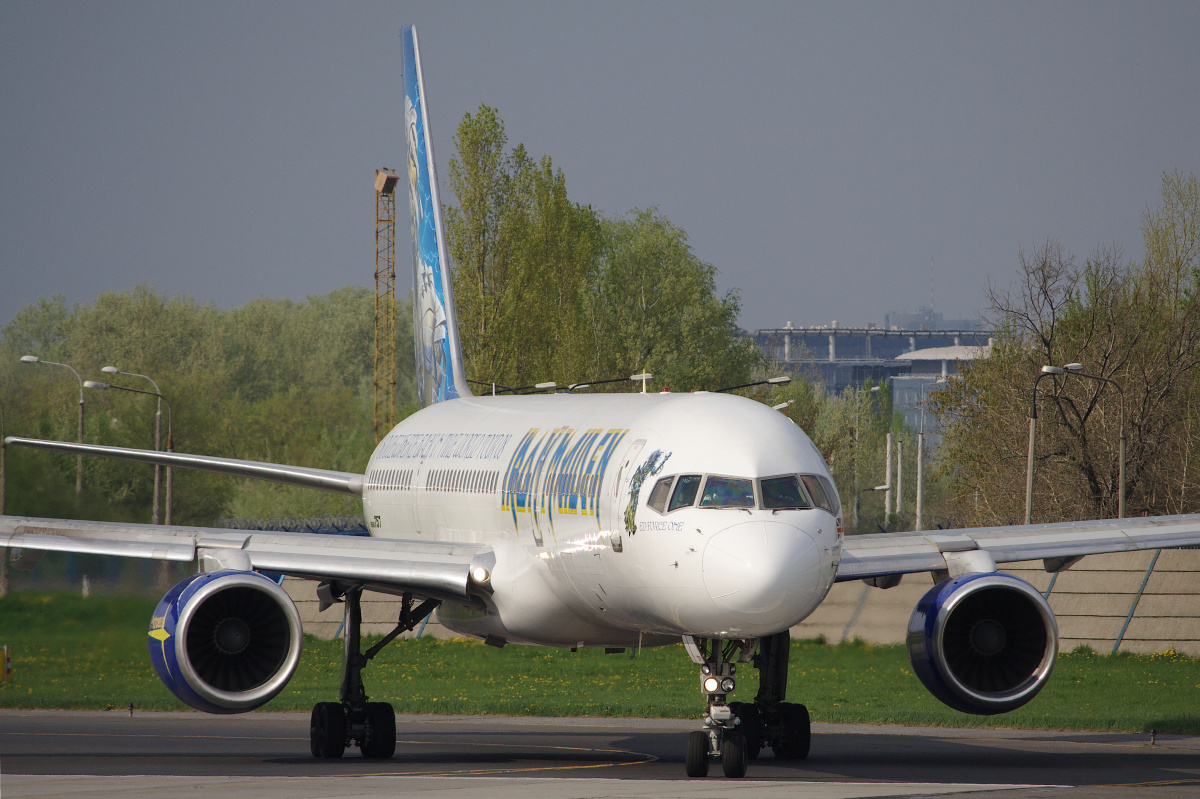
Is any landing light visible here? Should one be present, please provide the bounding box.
[720,677,736,693]
[703,676,720,693]
[471,566,490,583]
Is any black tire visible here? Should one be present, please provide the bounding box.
[729,702,762,760]
[310,702,347,759]
[360,702,396,759]
[685,730,710,778]
[772,702,811,760]
[721,729,747,778]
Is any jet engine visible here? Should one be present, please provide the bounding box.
[148,570,303,714]
[907,572,1057,715]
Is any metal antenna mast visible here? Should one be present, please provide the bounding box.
[374,169,399,443]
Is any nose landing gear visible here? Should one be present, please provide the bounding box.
[682,635,754,777]
[682,630,811,777]
[309,586,439,760]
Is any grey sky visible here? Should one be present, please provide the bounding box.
[3,2,1197,332]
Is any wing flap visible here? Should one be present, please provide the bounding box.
[2,531,195,562]
[1,515,487,601]
[837,513,1200,581]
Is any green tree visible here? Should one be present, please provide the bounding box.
[444,105,758,393]
[1,285,407,524]
[592,209,758,391]
[445,105,603,388]
[931,171,1200,524]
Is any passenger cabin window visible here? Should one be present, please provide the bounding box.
[647,476,673,513]
[800,474,835,514]
[761,476,812,510]
[700,476,755,508]
[669,474,702,511]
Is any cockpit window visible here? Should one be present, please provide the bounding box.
[699,476,755,508]
[647,475,673,514]
[817,475,841,515]
[669,474,702,511]
[761,476,812,510]
[800,474,835,514]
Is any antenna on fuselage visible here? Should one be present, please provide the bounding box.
[631,373,652,393]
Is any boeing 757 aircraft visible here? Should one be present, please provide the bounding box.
[4,25,1200,779]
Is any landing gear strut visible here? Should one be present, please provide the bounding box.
[309,586,439,760]
[682,630,810,777]
[752,630,810,760]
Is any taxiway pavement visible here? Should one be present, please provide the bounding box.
[1,711,1196,798]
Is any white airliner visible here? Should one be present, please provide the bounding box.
[3,25,1200,779]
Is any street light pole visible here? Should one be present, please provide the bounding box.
[914,377,947,532]
[1024,365,1064,525]
[102,366,163,524]
[84,381,174,524]
[21,355,85,498]
[1,399,6,515]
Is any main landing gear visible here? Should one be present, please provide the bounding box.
[309,586,439,760]
[682,630,810,778]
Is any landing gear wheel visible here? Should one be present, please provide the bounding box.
[360,702,396,759]
[310,702,347,759]
[729,702,762,760]
[721,729,747,778]
[685,730,710,777]
[772,702,810,760]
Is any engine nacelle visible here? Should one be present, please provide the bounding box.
[148,570,303,714]
[907,572,1057,715]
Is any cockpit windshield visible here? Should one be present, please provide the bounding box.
[699,476,755,508]
[761,475,812,510]
[800,474,836,514]
[669,474,702,511]
[647,476,673,513]
[644,472,838,515]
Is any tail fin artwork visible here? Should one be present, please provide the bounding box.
[402,25,471,407]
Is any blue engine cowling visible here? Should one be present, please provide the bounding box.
[907,572,1058,715]
[148,570,304,714]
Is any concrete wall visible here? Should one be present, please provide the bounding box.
[794,549,1200,657]
[286,549,1200,656]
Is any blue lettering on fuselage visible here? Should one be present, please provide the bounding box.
[501,427,629,539]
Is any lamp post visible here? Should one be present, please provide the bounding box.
[1024,365,1064,525]
[21,355,85,498]
[1025,364,1126,524]
[1061,363,1126,519]
[714,375,791,393]
[852,385,882,531]
[1,399,6,515]
[102,366,164,524]
[914,377,947,532]
[84,380,174,524]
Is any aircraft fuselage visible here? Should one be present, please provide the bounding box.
[363,391,842,647]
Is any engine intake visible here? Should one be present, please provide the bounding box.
[907,572,1057,715]
[148,570,303,714]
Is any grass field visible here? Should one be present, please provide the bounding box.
[1,591,1197,733]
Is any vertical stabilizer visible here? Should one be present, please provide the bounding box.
[402,25,472,407]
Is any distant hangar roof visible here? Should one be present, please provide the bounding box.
[894,344,990,362]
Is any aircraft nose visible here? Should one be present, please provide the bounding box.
[701,521,828,630]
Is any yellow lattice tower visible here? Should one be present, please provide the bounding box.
[374,169,399,443]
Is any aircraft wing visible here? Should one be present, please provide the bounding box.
[5,437,364,496]
[0,516,493,604]
[836,513,1200,582]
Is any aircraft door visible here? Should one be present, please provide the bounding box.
[605,439,645,549]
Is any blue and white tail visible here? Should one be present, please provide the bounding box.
[402,25,471,407]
